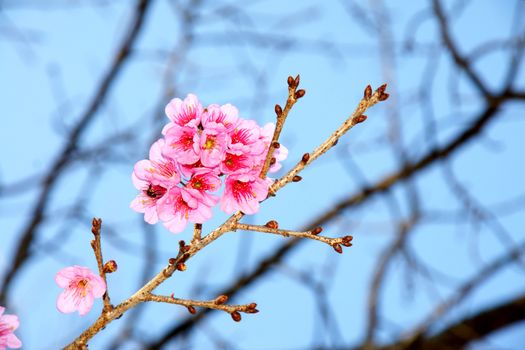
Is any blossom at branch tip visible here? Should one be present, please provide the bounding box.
[199,128,229,167]
[163,93,203,133]
[55,266,106,316]
[157,187,214,233]
[229,119,265,156]
[131,94,289,233]
[163,126,201,165]
[130,139,181,224]
[0,307,22,349]
[221,173,269,214]
[201,103,238,132]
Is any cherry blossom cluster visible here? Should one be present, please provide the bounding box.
[130,94,287,233]
[0,306,21,349]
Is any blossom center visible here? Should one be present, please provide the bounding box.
[204,136,216,150]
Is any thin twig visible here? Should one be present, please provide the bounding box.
[234,223,353,253]
[260,74,302,178]
[141,293,258,319]
[90,218,112,313]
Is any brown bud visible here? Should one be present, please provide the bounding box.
[231,311,241,322]
[294,74,300,87]
[187,305,196,314]
[332,243,343,254]
[332,139,339,146]
[287,76,294,87]
[169,257,176,265]
[179,240,186,249]
[292,175,302,182]
[294,89,306,99]
[376,83,387,94]
[181,253,190,262]
[378,93,390,101]
[355,115,367,123]
[270,157,276,165]
[245,308,260,314]
[103,260,118,274]
[247,303,257,310]
[301,153,310,163]
[272,141,280,149]
[275,104,283,117]
[265,220,279,229]
[364,85,372,99]
[215,295,229,305]
[176,262,187,271]
[312,227,323,235]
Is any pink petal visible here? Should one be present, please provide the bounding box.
[56,289,78,314]
[6,334,22,348]
[1,315,19,330]
[89,275,106,298]
[77,292,94,316]
[55,266,77,288]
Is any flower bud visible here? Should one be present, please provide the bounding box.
[176,262,187,271]
[103,260,118,274]
[355,115,367,123]
[275,104,283,117]
[215,295,229,305]
[294,89,306,99]
[301,153,310,163]
[187,305,196,314]
[312,227,323,235]
[332,243,343,254]
[292,175,302,182]
[231,311,242,322]
[376,83,387,94]
[364,85,372,99]
[378,93,390,101]
[169,258,176,265]
[294,74,300,87]
[287,76,294,87]
[265,220,279,229]
[272,141,280,149]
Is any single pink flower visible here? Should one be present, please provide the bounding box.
[229,119,265,155]
[199,128,228,167]
[220,150,254,174]
[130,139,181,224]
[201,104,238,132]
[163,93,203,133]
[163,126,201,164]
[55,266,106,316]
[157,187,213,233]
[0,307,21,349]
[187,170,221,206]
[221,173,269,214]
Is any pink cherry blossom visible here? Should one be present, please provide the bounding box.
[187,170,221,206]
[157,187,213,233]
[221,173,269,214]
[163,93,203,133]
[201,104,238,131]
[55,266,106,316]
[229,119,265,155]
[199,128,228,167]
[163,126,200,164]
[130,139,181,224]
[0,307,21,349]
[220,150,254,174]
